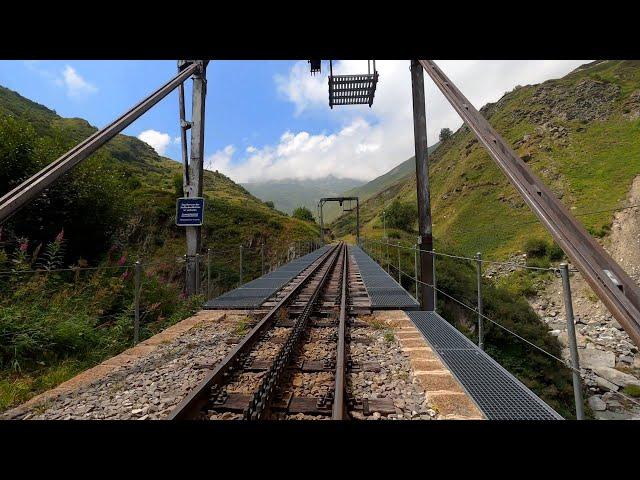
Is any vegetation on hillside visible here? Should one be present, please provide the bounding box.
[0,85,319,411]
[334,60,640,418]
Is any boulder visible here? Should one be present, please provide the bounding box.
[587,396,606,411]
[594,367,640,388]
[595,376,619,392]
[579,349,615,369]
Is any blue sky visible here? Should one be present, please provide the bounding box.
[0,59,589,183]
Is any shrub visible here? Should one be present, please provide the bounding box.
[292,206,315,223]
[548,242,565,261]
[386,200,417,232]
[524,238,548,258]
[439,127,453,142]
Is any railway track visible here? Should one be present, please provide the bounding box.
[170,242,355,420]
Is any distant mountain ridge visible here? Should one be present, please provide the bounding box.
[322,142,440,222]
[242,175,364,215]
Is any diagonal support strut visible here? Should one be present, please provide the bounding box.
[417,59,640,347]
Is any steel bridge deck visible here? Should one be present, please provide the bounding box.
[203,246,332,309]
[406,311,563,420]
[349,246,420,310]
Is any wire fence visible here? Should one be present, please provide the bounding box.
[360,238,640,414]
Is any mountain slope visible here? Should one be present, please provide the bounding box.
[0,84,319,411]
[242,175,364,215]
[332,60,640,259]
[322,143,439,223]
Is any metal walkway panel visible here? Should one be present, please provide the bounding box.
[204,246,331,309]
[349,246,419,310]
[406,311,562,420]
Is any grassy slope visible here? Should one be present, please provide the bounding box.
[0,85,318,411]
[322,143,439,223]
[331,60,640,417]
[334,60,640,259]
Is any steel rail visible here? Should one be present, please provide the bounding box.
[169,243,340,420]
[0,62,200,224]
[245,242,344,420]
[332,243,348,420]
[418,60,640,347]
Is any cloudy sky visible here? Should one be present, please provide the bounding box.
[0,60,589,183]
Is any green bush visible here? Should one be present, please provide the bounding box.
[292,206,315,223]
[386,200,417,232]
[524,238,548,258]
[548,242,565,261]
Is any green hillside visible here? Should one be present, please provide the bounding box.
[0,85,319,411]
[322,143,439,223]
[329,60,640,418]
[333,60,640,259]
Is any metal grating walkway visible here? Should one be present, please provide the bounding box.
[350,246,419,310]
[204,246,331,309]
[406,311,563,420]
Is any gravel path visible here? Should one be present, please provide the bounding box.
[348,321,438,420]
[20,315,245,420]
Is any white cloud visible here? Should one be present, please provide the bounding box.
[59,65,98,99]
[214,60,591,183]
[138,129,172,155]
[205,145,235,171]
[24,62,98,100]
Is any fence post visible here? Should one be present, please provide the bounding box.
[560,263,585,420]
[432,248,437,312]
[397,242,401,283]
[195,253,200,295]
[239,245,243,286]
[134,260,141,345]
[414,244,419,301]
[476,252,484,350]
[207,248,212,300]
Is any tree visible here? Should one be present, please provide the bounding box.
[292,206,315,223]
[265,201,275,209]
[386,200,417,232]
[439,127,453,142]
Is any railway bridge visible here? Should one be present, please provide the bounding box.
[2,59,640,420]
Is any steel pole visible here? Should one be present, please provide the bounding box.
[320,201,325,245]
[207,248,212,300]
[560,263,585,420]
[410,59,435,311]
[134,260,141,345]
[414,244,419,302]
[185,61,207,296]
[397,242,401,283]
[261,243,265,276]
[356,198,360,245]
[432,248,437,311]
[239,245,243,286]
[476,252,484,350]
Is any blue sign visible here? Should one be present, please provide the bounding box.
[176,197,204,226]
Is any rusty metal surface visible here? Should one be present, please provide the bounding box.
[419,59,640,347]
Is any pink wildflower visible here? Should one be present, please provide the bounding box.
[55,228,64,243]
[117,255,127,266]
[19,240,28,252]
